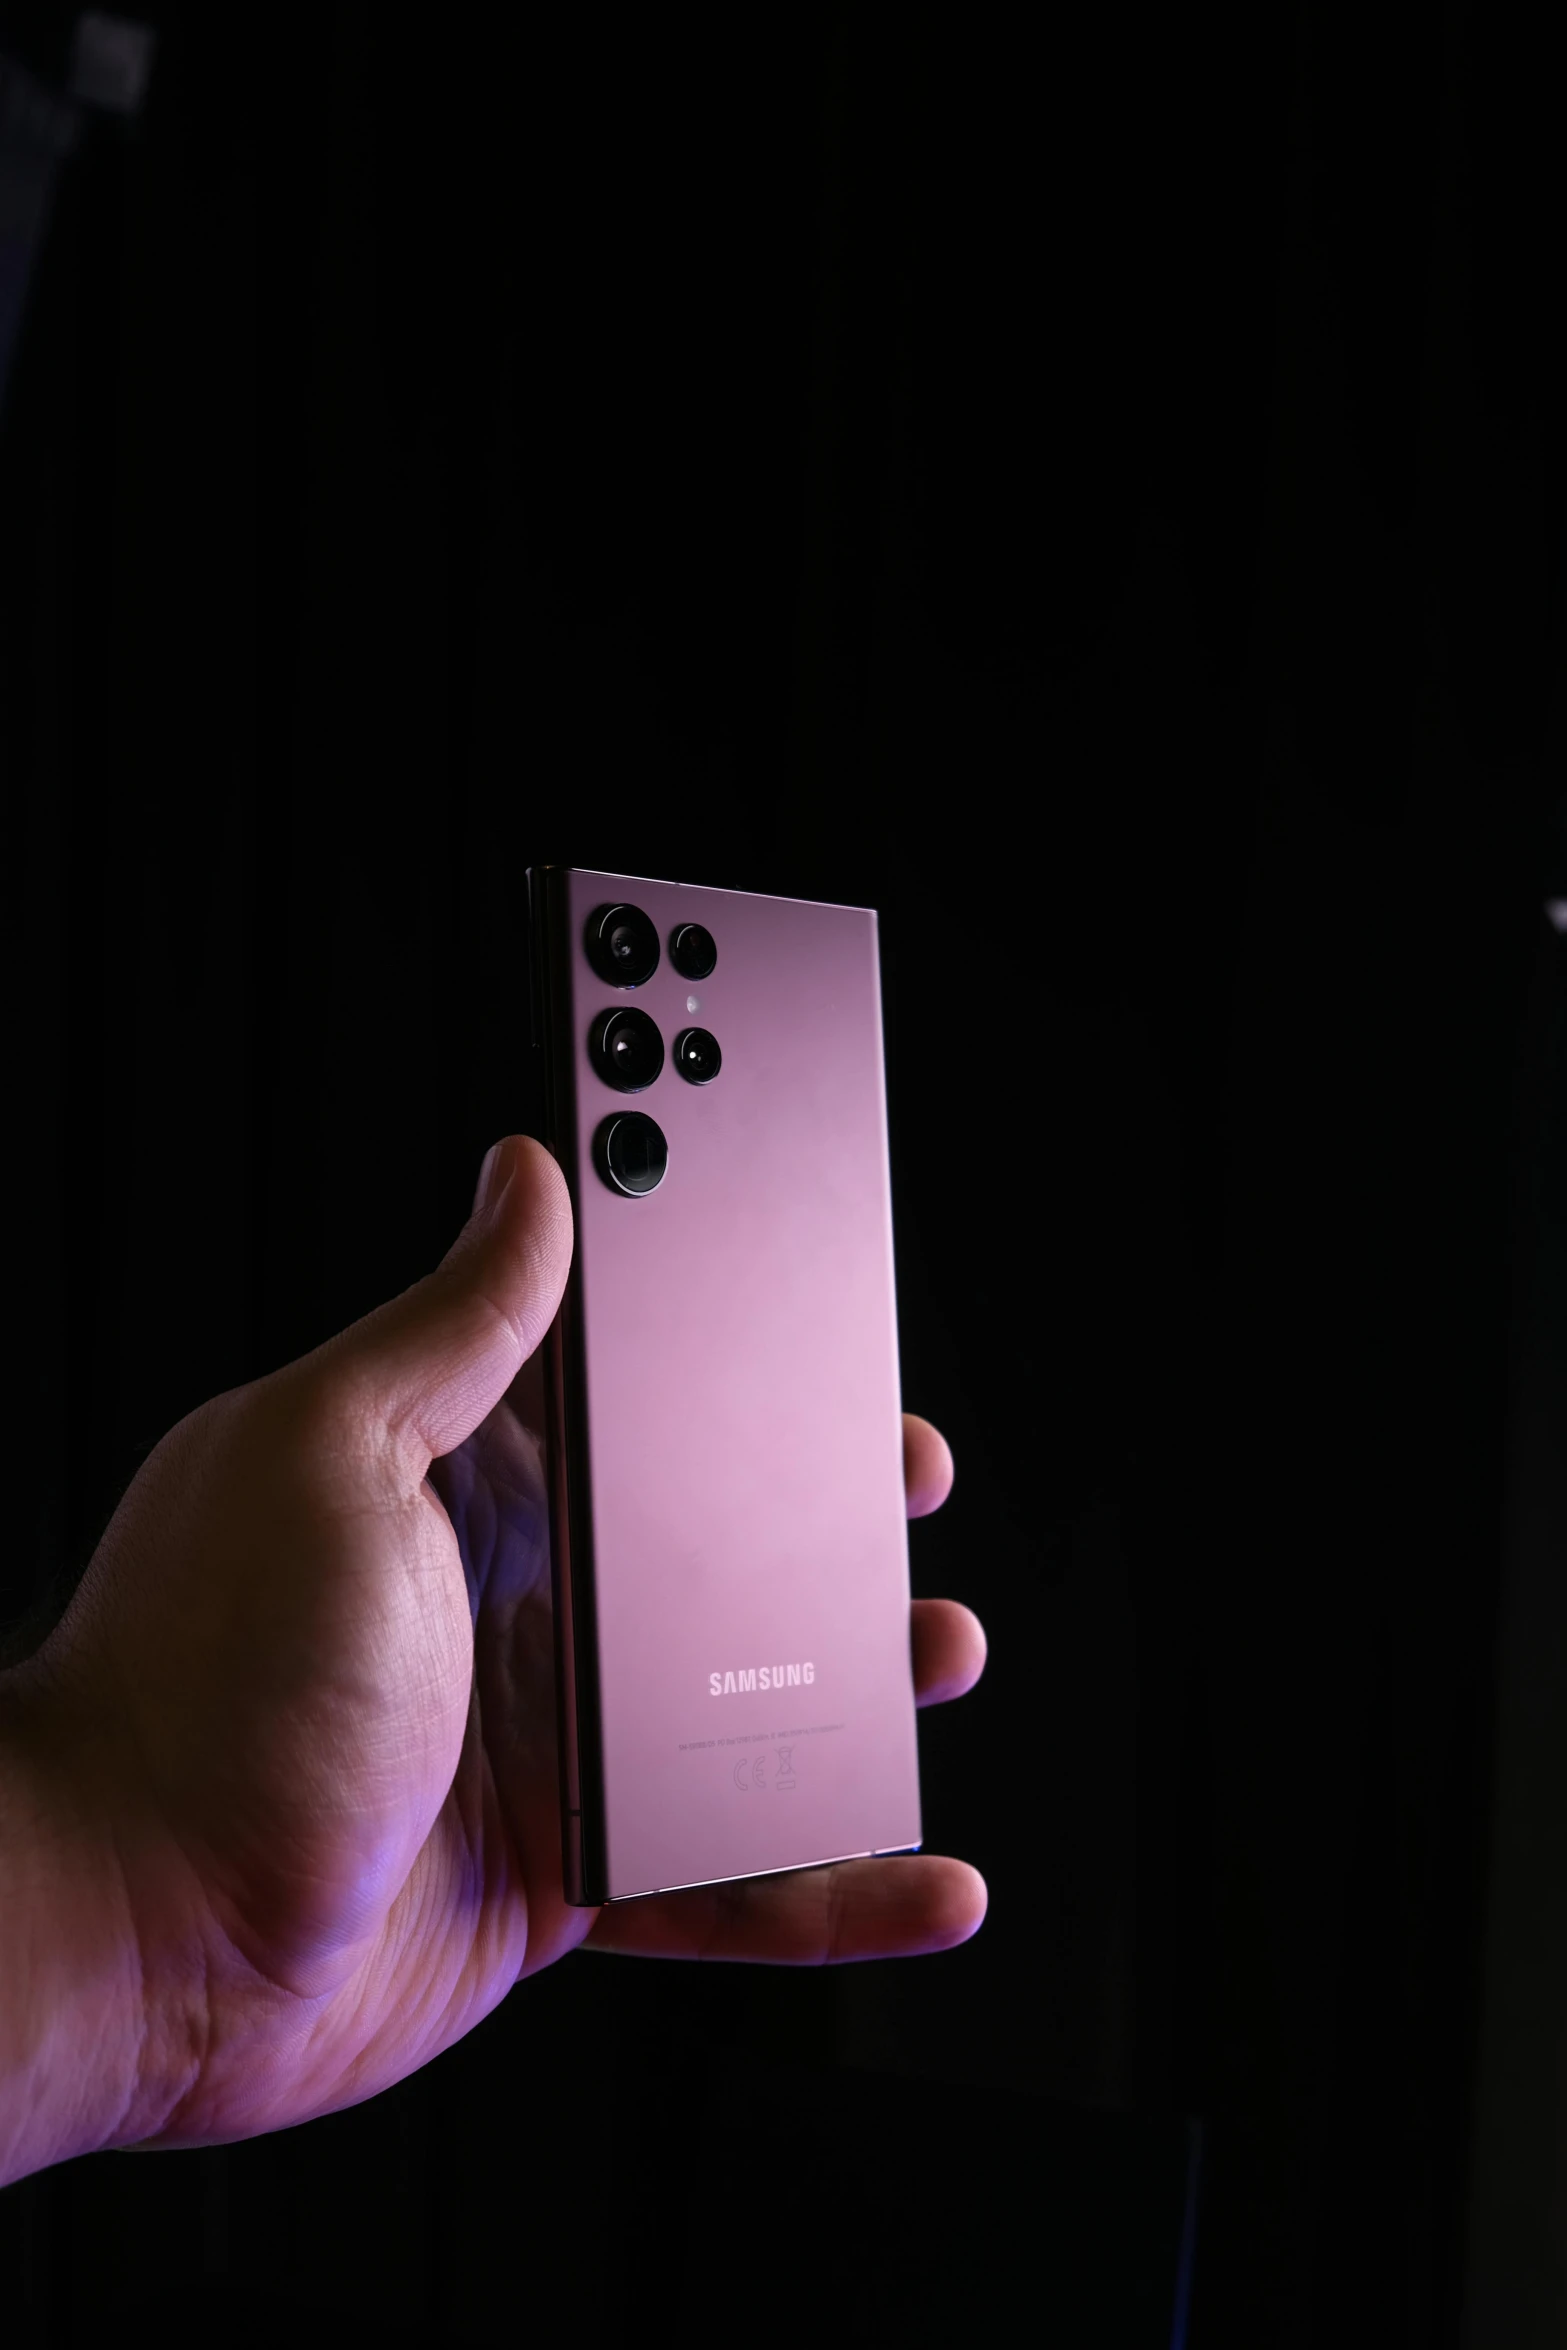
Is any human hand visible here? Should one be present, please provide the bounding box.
[0,1138,986,2181]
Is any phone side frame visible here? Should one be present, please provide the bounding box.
[528,864,610,1905]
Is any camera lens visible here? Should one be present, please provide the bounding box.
[586,902,659,988]
[672,1026,722,1084]
[669,922,717,981]
[596,1112,668,1197]
[591,1007,664,1092]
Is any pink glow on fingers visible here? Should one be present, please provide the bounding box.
[912,1600,987,1708]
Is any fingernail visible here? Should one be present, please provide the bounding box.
[473,1142,505,1219]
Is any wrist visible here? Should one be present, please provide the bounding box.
[0,1658,172,2184]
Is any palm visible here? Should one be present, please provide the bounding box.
[256,1391,592,2109]
[427,1385,596,1983]
[48,1378,562,2141]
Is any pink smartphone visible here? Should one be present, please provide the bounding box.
[529,864,921,1905]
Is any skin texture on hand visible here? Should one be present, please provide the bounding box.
[0,1139,987,2183]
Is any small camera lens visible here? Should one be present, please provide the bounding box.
[673,1026,722,1085]
[597,1112,668,1196]
[591,1007,664,1092]
[669,922,717,981]
[586,902,659,988]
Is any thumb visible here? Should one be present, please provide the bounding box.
[309,1135,573,1473]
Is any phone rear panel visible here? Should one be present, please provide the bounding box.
[531,865,921,1904]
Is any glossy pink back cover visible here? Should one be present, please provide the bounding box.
[547,867,920,1900]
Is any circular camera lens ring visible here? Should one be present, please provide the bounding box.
[596,1111,668,1197]
[669,922,717,981]
[672,1026,722,1085]
[591,1006,665,1093]
[586,902,660,988]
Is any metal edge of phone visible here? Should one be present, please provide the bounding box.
[527,863,610,1906]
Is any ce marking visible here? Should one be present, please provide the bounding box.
[732,1755,766,1790]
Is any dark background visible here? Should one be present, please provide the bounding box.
[1,4,1563,2343]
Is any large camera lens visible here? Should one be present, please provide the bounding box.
[672,1026,722,1084]
[586,902,659,987]
[669,922,717,981]
[596,1112,668,1197]
[591,1007,664,1092]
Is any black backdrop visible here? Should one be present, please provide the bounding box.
[1,4,1563,2344]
